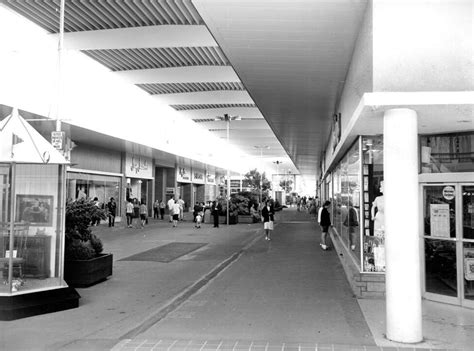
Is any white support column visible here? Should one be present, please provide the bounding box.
[384,108,422,343]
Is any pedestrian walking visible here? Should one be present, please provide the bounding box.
[126,198,133,228]
[167,197,175,223]
[318,200,331,250]
[133,198,140,228]
[178,197,185,221]
[158,199,166,220]
[153,200,160,219]
[107,197,117,227]
[261,199,275,241]
[140,201,148,228]
[171,200,180,227]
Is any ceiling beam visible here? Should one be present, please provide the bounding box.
[114,66,239,84]
[152,91,253,105]
[177,107,263,119]
[51,25,216,50]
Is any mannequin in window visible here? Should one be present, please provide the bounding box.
[371,181,385,237]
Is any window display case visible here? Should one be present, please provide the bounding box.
[0,109,78,320]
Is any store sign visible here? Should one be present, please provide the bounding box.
[206,173,215,184]
[125,154,153,179]
[51,131,65,150]
[177,166,191,183]
[442,186,455,201]
[166,187,175,195]
[192,171,205,184]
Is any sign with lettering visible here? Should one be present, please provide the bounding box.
[125,154,153,179]
[51,131,65,150]
[206,173,215,184]
[192,170,205,184]
[177,166,191,183]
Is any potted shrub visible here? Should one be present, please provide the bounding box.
[64,198,113,287]
[217,196,239,224]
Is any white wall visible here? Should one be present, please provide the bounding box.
[373,0,474,91]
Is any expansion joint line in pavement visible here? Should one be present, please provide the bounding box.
[119,230,263,341]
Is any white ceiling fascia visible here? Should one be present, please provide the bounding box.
[114,66,239,84]
[51,25,216,50]
[152,90,253,105]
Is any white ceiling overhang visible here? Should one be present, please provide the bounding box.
[52,25,216,50]
[114,66,240,84]
[152,91,253,105]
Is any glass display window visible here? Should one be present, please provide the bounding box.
[330,140,361,262]
[67,172,121,216]
[361,135,385,272]
[0,164,67,295]
[420,132,474,173]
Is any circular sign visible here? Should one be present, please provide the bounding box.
[442,186,455,201]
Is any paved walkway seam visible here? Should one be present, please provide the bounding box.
[119,230,263,341]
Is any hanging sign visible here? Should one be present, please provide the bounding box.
[51,131,65,150]
[430,204,450,238]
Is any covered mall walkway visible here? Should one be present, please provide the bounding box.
[1,208,473,350]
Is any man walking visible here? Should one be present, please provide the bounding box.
[167,197,175,223]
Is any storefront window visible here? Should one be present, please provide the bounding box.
[1,164,67,295]
[330,140,361,261]
[361,136,384,272]
[67,172,121,214]
[420,132,474,173]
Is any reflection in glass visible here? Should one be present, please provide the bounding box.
[464,243,474,300]
[425,239,457,297]
[420,132,474,173]
[462,186,474,240]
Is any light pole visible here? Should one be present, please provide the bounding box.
[254,145,269,205]
[216,114,240,225]
[273,160,283,203]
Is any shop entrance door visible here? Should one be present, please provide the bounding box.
[422,182,474,308]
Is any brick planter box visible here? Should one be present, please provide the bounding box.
[64,253,113,288]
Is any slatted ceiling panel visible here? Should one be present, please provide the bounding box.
[83,47,228,71]
[171,103,256,111]
[138,82,245,95]
[0,0,203,34]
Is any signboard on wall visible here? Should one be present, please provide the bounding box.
[206,173,216,184]
[177,166,191,183]
[192,170,205,184]
[125,154,153,179]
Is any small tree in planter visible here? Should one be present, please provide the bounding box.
[64,199,112,287]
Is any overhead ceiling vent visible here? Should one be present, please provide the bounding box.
[83,47,228,72]
[138,81,245,95]
[171,103,256,111]
[0,0,203,33]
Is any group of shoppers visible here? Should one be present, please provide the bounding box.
[125,198,148,229]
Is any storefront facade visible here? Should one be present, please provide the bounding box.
[323,132,474,309]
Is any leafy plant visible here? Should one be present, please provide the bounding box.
[65,198,107,260]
